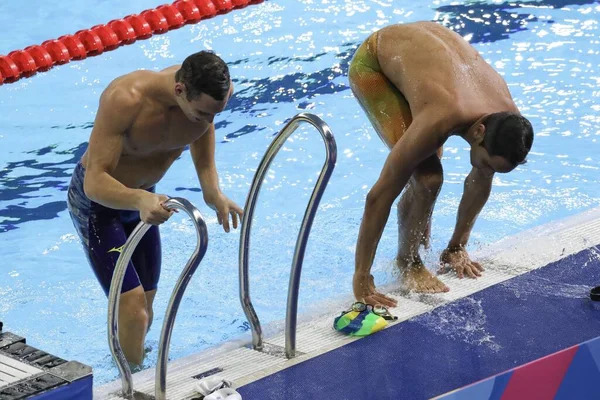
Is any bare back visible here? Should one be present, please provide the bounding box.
[377,22,518,130]
[81,67,211,189]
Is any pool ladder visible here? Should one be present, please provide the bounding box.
[106,112,336,399]
[239,112,337,358]
[107,197,209,400]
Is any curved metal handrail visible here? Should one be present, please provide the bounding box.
[239,112,337,358]
[107,197,208,399]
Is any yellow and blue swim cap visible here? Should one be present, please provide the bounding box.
[334,309,388,337]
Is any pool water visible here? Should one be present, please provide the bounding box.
[0,0,599,385]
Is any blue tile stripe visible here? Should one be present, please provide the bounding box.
[238,245,600,400]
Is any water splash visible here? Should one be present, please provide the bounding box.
[416,297,501,351]
[504,275,591,299]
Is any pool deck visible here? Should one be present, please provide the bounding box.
[95,207,600,399]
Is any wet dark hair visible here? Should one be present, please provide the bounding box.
[482,112,534,166]
[175,50,230,101]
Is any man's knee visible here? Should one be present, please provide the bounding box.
[116,288,149,364]
[414,170,443,195]
[412,154,443,195]
[121,305,149,330]
[119,287,150,332]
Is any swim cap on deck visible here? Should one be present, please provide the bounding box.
[334,309,388,337]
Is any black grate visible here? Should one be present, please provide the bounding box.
[0,373,67,400]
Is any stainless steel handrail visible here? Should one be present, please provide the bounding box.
[238,112,337,358]
[107,197,208,399]
[155,198,208,400]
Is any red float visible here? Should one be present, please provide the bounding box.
[107,19,137,44]
[140,9,169,33]
[0,56,20,82]
[124,15,153,39]
[194,0,217,18]
[41,40,71,64]
[8,50,37,76]
[157,5,185,29]
[0,0,264,84]
[91,25,121,50]
[58,35,87,60]
[232,0,250,8]
[75,29,104,55]
[211,0,233,14]
[174,0,201,23]
[24,45,54,71]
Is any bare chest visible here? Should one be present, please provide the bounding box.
[123,107,208,156]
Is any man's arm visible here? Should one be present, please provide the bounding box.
[188,80,238,193]
[83,86,148,210]
[189,123,243,232]
[447,167,493,250]
[354,116,445,304]
[189,123,221,203]
[439,167,493,278]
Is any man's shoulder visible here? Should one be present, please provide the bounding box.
[107,69,154,90]
[101,71,153,109]
[410,103,469,141]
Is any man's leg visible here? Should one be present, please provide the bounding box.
[419,147,443,249]
[67,164,150,364]
[118,287,150,365]
[78,227,151,364]
[85,215,154,365]
[126,220,161,333]
[396,153,449,293]
[144,290,157,331]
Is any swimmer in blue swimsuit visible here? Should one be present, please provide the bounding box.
[67,50,243,365]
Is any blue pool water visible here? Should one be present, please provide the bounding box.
[1,0,599,386]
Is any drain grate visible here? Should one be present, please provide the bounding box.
[0,322,92,399]
[191,367,224,380]
[0,373,67,400]
[246,342,306,359]
[1,343,67,370]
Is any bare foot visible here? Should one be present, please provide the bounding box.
[397,259,449,293]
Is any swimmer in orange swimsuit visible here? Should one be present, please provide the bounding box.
[349,22,534,307]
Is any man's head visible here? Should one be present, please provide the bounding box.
[469,112,534,177]
[174,50,232,123]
